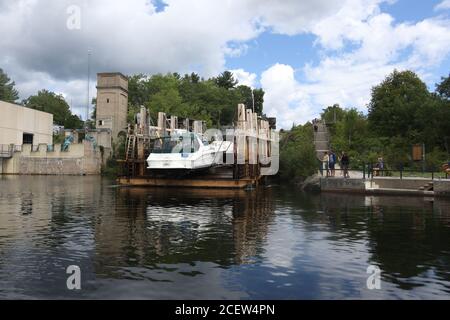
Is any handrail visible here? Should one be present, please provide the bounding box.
[319,162,449,180]
[0,144,13,158]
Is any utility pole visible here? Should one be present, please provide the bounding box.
[251,90,255,113]
[86,49,92,129]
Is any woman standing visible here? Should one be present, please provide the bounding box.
[323,152,330,177]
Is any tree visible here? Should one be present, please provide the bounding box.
[125,71,265,128]
[0,68,19,103]
[436,73,450,100]
[434,75,450,152]
[236,85,252,109]
[321,104,346,124]
[24,90,83,129]
[279,123,317,181]
[214,71,238,90]
[128,74,148,107]
[189,72,200,84]
[252,88,265,115]
[368,70,431,138]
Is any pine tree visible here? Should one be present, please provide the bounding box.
[0,68,19,103]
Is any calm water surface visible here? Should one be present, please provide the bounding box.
[0,176,449,299]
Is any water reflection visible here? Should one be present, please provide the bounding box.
[95,187,275,268]
[0,176,449,299]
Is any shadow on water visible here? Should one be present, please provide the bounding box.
[0,176,449,299]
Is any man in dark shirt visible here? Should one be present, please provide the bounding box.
[341,152,350,178]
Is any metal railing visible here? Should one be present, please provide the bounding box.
[319,162,449,180]
[366,166,449,180]
[0,144,13,158]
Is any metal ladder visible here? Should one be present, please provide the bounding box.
[126,135,136,161]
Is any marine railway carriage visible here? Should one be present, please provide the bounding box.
[117,104,277,189]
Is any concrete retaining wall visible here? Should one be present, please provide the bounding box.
[435,181,450,197]
[1,141,102,175]
[370,178,430,190]
[320,177,450,198]
[320,178,366,192]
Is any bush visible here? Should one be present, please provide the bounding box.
[278,124,317,182]
[425,148,449,171]
[101,157,119,177]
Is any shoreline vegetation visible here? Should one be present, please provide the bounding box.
[2,68,449,183]
[279,70,450,186]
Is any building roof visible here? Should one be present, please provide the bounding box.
[0,100,53,118]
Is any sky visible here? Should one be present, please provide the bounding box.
[1,0,450,129]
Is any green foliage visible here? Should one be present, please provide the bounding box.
[214,71,238,90]
[436,73,450,100]
[279,124,317,181]
[126,71,265,128]
[23,89,84,129]
[113,134,126,160]
[101,157,120,177]
[235,86,264,115]
[53,133,65,144]
[0,68,19,103]
[325,70,449,170]
[368,70,431,137]
[321,104,346,124]
[425,148,449,171]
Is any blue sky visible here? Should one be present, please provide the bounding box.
[1,0,450,128]
[227,0,450,92]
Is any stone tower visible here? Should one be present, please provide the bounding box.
[96,72,128,140]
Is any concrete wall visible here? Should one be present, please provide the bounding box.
[0,100,53,145]
[435,181,450,197]
[320,178,366,192]
[1,141,102,175]
[370,178,430,190]
[320,177,450,198]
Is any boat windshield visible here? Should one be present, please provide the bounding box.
[152,133,201,154]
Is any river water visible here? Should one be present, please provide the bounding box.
[0,176,449,299]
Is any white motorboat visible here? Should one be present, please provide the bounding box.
[147,130,233,170]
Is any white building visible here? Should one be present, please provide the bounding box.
[0,100,53,146]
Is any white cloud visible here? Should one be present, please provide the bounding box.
[0,0,360,118]
[1,0,449,127]
[230,69,257,88]
[261,4,450,129]
[261,64,316,129]
[435,0,450,11]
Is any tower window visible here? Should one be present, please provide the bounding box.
[107,98,110,103]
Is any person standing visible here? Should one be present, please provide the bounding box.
[323,152,330,177]
[338,152,344,176]
[329,150,336,177]
[341,152,350,178]
[378,157,384,177]
[317,155,324,176]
